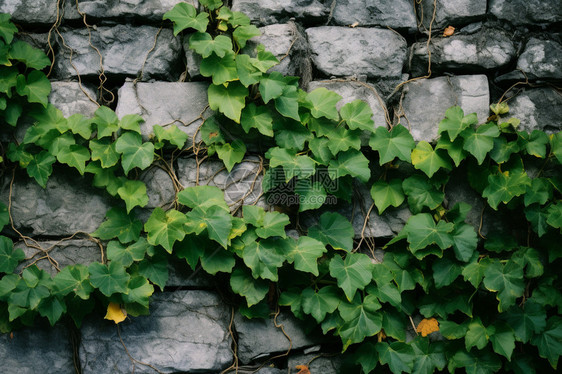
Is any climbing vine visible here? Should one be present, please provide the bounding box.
[1,1,562,373]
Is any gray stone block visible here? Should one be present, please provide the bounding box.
[181,34,204,80]
[517,38,562,81]
[506,88,562,134]
[489,0,562,25]
[0,0,57,24]
[0,324,75,374]
[80,290,233,373]
[306,27,407,79]
[139,167,176,210]
[53,25,182,81]
[418,0,487,29]
[332,0,417,30]
[410,27,516,77]
[287,353,342,374]
[232,0,329,25]
[115,81,209,145]
[63,0,195,22]
[401,75,489,142]
[49,81,99,118]
[234,311,323,364]
[0,171,110,237]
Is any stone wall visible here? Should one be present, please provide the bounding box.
[0,0,561,373]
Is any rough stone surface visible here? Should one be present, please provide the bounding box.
[418,0,487,28]
[401,75,490,142]
[506,88,562,134]
[235,311,323,364]
[49,82,99,118]
[306,27,407,79]
[489,0,562,25]
[517,38,562,81]
[140,167,175,210]
[232,0,329,25]
[15,239,102,276]
[80,290,233,373]
[0,0,57,24]
[0,324,74,374]
[53,26,182,80]
[410,27,517,77]
[63,0,194,22]
[332,0,417,30]
[287,353,342,374]
[115,81,209,144]
[0,171,110,237]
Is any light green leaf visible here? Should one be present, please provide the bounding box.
[404,213,454,252]
[89,139,120,168]
[274,85,300,121]
[301,286,342,323]
[547,202,562,229]
[26,151,56,188]
[438,106,478,141]
[189,32,232,58]
[274,116,312,150]
[56,144,90,175]
[53,264,93,300]
[461,122,500,164]
[236,53,263,87]
[259,72,286,103]
[232,25,261,48]
[185,206,232,248]
[325,126,361,155]
[0,14,18,43]
[266,147,315,182]
[253,44,279,72]
[48,133,76,157]
[0,236,25,273]
[207,81,248,123]
[338,294,382,350]
[66,113,93,139]
[88,262,130,297]
[177,185,229,212]
[138,253,168,291]
[328,149,371,183]
[163,2,209,34]
[411,141,452,178]
[369,124,415,165]
[550,132,562,164]
[308,212,354,252]
[255,211,290,239]
[153,125,188,148]
[286,236,327,276]
[482,168,531,210]
[117,180,148,213]
[296,180,326,212]
[242,238,287,281]
[306,87,342,121]
[92,207,142,243]
[329,253,373,301]
[16,71,51,107]
[230,267,269,307]
[144,208,188,253]
[436,132,468,166]
[465,317,489,351]
[370,179,405,214]
[215,140,246,172]
[107,238,150,267]
[93,106,119,138]
[115,131,155,175]
[240,103,273,136]
[199,51,237,85]
[9,41,50,69]
[122,275,154,307]
[340,99,375,131]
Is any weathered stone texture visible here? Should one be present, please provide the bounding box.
[232,0,329,25]
[401,75,490,142]
[53,26,182,80]
[489,0,562,25]
[140,167,175,210]
[332,0,417,30]
[517,38,562,81]
[418,0,487,28]
[80,290,232,373]
[0,324,74,374]
[49,82,99,118]
[506,88,562,134]
[410,28,517,76]
[0,0,57,24]
[288,353,342,374]
[306,27,407,79]
[235,311,322,364]
[63,0,194,22]
[115,81,209,144]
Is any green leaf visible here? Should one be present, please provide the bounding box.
[122,275,154,307]
[296,180,326,212]
[178,185,229,212]
[338,294,383,350]
[448,349,502,374]
[138,253,168,291]
[230,267,269,307]
[436,132,468,167]
[524,130,549,158]
[266,147,315,182]
[200,51,237,85]
[185,206,232,248]
[207,81,248,123]
[411,339,447,374]
[15,71,51,107]
[286,236,327,276]
[56,144,90,175]
[547,202,562,229]
[550,132,562,164]
[411,141,452,178]
[404,213,454,252]
[452,223,478,262]
[501,299,546,343]
[48,133,76,157]
[255,211,290,239]
[512,247,543,278]
[402,175,444,214]
[115,131,155,175]
[483,259,525,312]
[93,208,142,243]
[240,103,273,136]
[0,236,25,273]
[38,295,66,326]
[525,178,552,207]
[144,208,188,253]
[328,149,371,183]
[233,25,261,48]
[93,106,119,138]
[119,114,143,134]
[340,99,375,131]
[117,180,149,213]
[259,72,286,103]
[306,87,342,121]
[66,113,93,139]
[215,140,246,172]
[461,122,500,164]
[0,14,18,43]
[301,286,342,323]
[488,322,516,360]
[153,125,188,148]
[325,126,361,155]
[465,317,489,351]
[369,124,415,164]
[525,204,550,237]
[482,168,531,210]
[200,247,236,275]
[241,238,287,281]
[490,136,520,163]
[88,262,130,297]
[9,41,50,69]
[376,341,415,374]
[26,151,56,188]
[432,257,462,288]
[53,264,93,299]
[274,85,300,121]
[274,116,312,150]
[253,44,279,72]
[308,212,354,252]
[370,179,405,214]
[89,139,120,168]
[163,2,209,34]
[189,32,232,58]
[438,106,478,141]
[0,203,9,232]
[107,238,151,267]
[329,253,373,301]
[235,53,263,87]
[531,316,562,369]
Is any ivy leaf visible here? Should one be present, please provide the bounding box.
[163,2,209,34]
[230,267,269,307]
[328,149,370,183]
[525,205,550,237]
[9,41,51,69]
[325,127,361,155]
[483,259,525,312]
[138,253,168,291]
[274,85,300,121]
[92,208,142,243]
[15,71,51,107]
[465,317,489,351]
[253,44,279,72]
[402,175,444,214]
[296,180,326,212]
[240,103,273,137]
[88,262,130,297]
[308,212,354,252]
[369,124,415,165]
[550,132,562,164]
[144,208,188,253]
[448,349,502,374]
[488,322,516,360]
[438,106,478,141]
[383,311,407,342]
[329,253,373,301]
[451,223,478,262]
[370,179,405,214]
[531,316,562,369]
[26,151,56,188]
[461,122,500,164]
[308,137,333,163]
[259,72,287,103]
[200,51,238,85]
[547,202,562,229]
[0,236,25,273]
[404,213,454,252]
[56,144,90,175]
[66,113,93,139]
[524,178,552,206]
[241,238,287,281]
[189,32,232,58]
[122,275,154,307]
[306,87,342,121]
[255,211,290,239]
[48,133,76,157]
[436,132,468,167]
[286,236,327,276]
[512,247,543,278]
[89,139,120,168]
[117,180,148,213]
[338,294,383,350]
[177,185,229,212]
[501,299,546,343]
[301,286,342,323]
[340,99,374,131]
[53,264,93,300]
[490,136,520,163]
[482,169,531,210]
[107,239,150,267]
[266,147,315,182]
[38,295,67,326]
[274,116,312,150]
[432,257,462,288]
[186,206,232,248]
[207,81,248,123]
[411,339,447,374]
[215,140,246,172]
[376,341,415,374]
[115,131,155,175]
[232,25,261,49]
[153,125,188,148]
[0,14,18,43]
[236,53,263,87]
[411,141,452,178]
[93,106,119,138]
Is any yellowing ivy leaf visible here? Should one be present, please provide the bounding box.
[104,302,127,324]
[295,364,311,374]
[417,317,440,337]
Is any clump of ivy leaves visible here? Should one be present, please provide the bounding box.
[1,1,562,372]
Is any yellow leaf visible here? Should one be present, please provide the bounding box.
[443,26,455,37]
[295,365,311,374]
[416,317,439,337]
[105,302,127,324]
